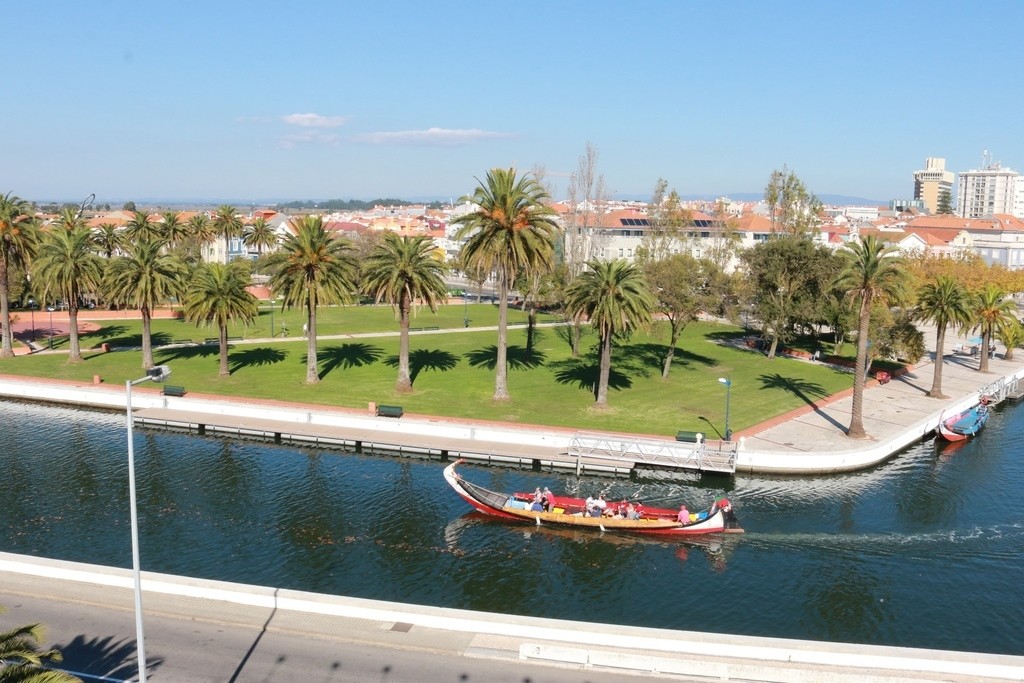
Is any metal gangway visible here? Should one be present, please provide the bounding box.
[980,375,1021,405]
[567,431,737,475]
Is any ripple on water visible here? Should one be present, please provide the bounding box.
[2,399,1024,655]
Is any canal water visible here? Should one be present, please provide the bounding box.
[1,398,1022,656]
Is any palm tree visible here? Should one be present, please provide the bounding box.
[969,283,1017,373]
[124,210,164,243]
[267,216,357,383]
[362,233,448,392]
[31,225,104,362]
[243,217,277,256]
[0,192,39,358]
[997,317,1024,361]
[212,205,243,263]
[104,239,185,369]
[915,275,972,398]
[91,222,124,259]
[564,259,655,406]
[182,261,259,377]
[834,235,907,439]
[186,213,215,254]
[161,211,189,248]
[52,207,84,232]
[0,606,80,682]
[452,167,560,400]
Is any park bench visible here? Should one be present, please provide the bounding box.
[204,337,242,344]
[376,404,404,418]
[162,385,187,397]
[675,430,703,443]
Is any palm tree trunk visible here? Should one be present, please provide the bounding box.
[571,322,581,358]
[493,276,510,401]
[305,293,319,384]
[218,323,230,377]
[848,295,872,439]
[980,329,990,373]
[68,306,82,362]
[928,322,947,398]
[141,307,154,369]
[397,295,412,393]
[0,259,13,358]
[596,330,612,405]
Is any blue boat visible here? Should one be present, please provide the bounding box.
[938,399,990,442]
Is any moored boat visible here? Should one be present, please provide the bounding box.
[443,459,742,535]
[938,398,990,442]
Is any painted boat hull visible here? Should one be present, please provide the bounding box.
[938,403,989,442]
[443,460,742,536]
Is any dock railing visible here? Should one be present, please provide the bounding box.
[568,432,737,474]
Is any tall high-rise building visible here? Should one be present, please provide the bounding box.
[957,158,1021,219]
[913,157,954,215]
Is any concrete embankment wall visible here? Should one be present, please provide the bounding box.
[3,369,1024,476]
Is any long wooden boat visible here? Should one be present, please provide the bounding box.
[443,459,742,536]
[937,400,990,442]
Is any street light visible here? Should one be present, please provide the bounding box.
[27,297,35,341]
[718,377,732,441]
[125,364,171,683]
[269,298,275,338]
[463,293,469,328]
[48,308,53,350]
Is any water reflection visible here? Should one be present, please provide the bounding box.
[0,399,1022,655]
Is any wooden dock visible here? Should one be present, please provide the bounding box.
[133,408,734,476]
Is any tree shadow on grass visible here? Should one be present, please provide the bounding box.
[79,324,129,347]
[465,344,546,371]
[102,330,172,348]
[629,342,717,372]
[316,342,384,378]
[384,348,459,385]
[758,372,847,431]
[229,347,288,373]
[550,358,633,399]
[156,345,220,363]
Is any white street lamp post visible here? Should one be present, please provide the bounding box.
[125,364,171,683]
[718,377,732,441]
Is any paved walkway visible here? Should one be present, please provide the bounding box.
[733,323,1024,469]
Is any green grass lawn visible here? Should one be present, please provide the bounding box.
[2,303,855,438]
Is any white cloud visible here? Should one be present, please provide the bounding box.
[282,113,349,128]
[279,131,341,149]
[353,127,514,146]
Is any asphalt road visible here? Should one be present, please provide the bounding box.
[0,579,672,683]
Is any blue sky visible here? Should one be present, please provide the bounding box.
[4,1,1023,206]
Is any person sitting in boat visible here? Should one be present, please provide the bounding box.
[585,495,598,516]
[529,499,543,512]
[625,502,639,520]
[677,505,690,524]
[542,487,554,512]
[594,494,608,517]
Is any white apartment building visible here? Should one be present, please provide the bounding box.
[957,163,1022,219]
[913,157,954,215]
